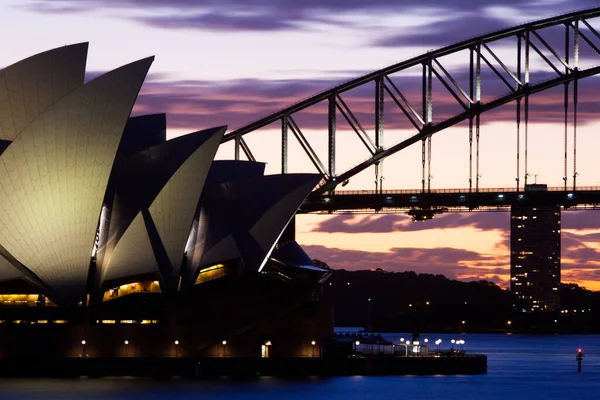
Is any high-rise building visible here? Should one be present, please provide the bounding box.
[510,184,561,311]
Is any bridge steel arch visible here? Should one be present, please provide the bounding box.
[223,7,600,196]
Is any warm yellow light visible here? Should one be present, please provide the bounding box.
[81,340,86,345]
[311,341,316,345]
[124,340,129,345]
[174,340,179,345]
[222,340,227,345]
[507,320,512,325]
[462,320,466,324]
[101,320,116,324]
[265,341,272,346]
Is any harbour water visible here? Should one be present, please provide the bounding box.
[2,333,599,400]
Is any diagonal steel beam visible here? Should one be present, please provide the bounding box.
[432,59,474,103]
[287,116,329,177]
[528,38,563,75]
[336,95,377,154]
[239,137,256,162]
[384,76,425,126]
[482,43,522,86]
[224,8,600,142]
[335,95,377,154]
[531,29,571,69]
[315,66,600,194]
[382,82,423,132]
[479,51,516,92]
[431,65,468,110]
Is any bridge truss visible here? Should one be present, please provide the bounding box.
[223,7,600,205]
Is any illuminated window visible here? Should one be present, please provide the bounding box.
[195,264,229,285]
[101,320,116,324]
[120,320,135,324]
[102,280,161,302]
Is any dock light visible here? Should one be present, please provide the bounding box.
[355,341,360,346]
[424,338,429,343]
[265,341,272,346]
[451,339,455,344]
[406,340,411,344]
[507,320,512,325]
[124,340,129,345]
[311,340,316,345]
[400,337,404,342]
[311,341,317,357]
[174,340,180,358]
[124,340,129,357]
[221,340,228,357]
[80,339,87,358]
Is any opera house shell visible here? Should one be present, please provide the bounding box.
[0,43,332,360]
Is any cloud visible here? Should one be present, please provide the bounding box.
[304,244,509,286]
[312,212,508,233]
[25,0,600,34]
[129,71,600,135]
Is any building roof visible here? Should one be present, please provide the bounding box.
[0,44,321,305]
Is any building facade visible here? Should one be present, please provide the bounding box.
[510,185,561,311]
[0,43,333,359]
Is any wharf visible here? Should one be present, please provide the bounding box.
[0,355,487,378]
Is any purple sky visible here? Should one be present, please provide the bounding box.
[4,0,600,289]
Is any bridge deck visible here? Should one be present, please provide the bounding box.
[299,187,600,214]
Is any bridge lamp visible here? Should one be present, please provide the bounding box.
[400,337,404,342]
[424,338,429,343]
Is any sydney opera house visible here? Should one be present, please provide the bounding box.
[0,43,332,360]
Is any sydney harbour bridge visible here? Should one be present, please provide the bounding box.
[222,8,600,219]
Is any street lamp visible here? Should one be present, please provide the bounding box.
[311,340,316,357]
[124,340,129,357]
[222,340,227,357]
[174,340,180,358]
[81,340,86,357]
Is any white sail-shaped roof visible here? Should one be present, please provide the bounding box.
[0,43,88,140]
[0,254,23,282]
[149,127,224,288]
[0,56,153,302]
[103,212,159,282]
